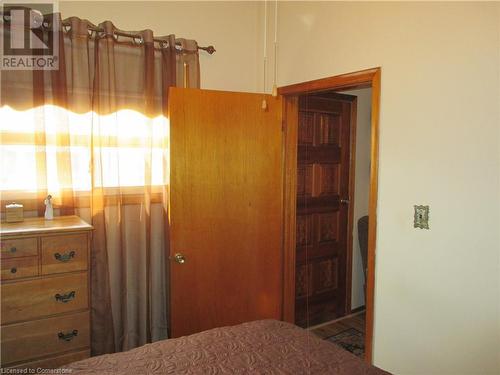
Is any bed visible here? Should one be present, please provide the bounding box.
[65,320,390,374]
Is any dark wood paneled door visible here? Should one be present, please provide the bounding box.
[168,88,283,338]
[295,93,356,327]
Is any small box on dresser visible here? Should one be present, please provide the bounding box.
[0,216,93,370]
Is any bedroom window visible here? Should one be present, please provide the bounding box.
[0,105,169,204]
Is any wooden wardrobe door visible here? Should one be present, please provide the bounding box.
[168,88,283,337]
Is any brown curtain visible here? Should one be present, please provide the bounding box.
[1,12,200,355]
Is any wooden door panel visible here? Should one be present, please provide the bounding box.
[298,112,314,145]
[296,214,313,248]
[297,165,313,197]
[295,255,343,326]
[297,197,341,212]
[316,163,340,196]
[318,212,339,243]
[295,94,354,327]
[314,257,339,294]
[168,88,283,338]
[318,113,342,146]
[295,263,312,299]
[296,211,341,263]
[297,146,341,164]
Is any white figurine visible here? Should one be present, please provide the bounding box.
[44,195,54,220]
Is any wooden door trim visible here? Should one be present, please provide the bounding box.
[281,97,298,324]
[365,69,381,364]
[279,67,381,364]
[278,68,379,96]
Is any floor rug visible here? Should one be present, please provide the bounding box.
[325,328,365,357]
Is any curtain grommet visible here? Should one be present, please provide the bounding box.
[133,36,144,45]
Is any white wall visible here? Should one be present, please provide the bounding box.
[277,2,500,374]
[343,88,372,311]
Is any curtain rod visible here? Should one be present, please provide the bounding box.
[60,20,216,55]
[0,9,216,54]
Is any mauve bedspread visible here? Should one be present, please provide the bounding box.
[65,320,390,374]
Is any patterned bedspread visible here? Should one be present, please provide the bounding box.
[65,320,390,374]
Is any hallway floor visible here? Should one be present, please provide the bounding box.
[310,311,366,358]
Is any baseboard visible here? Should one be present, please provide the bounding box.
[306,308,366,330]
[350,305,366,314]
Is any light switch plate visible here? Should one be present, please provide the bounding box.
[414,205,429,229]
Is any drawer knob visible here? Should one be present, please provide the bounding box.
[54,250,76,262]
[58,329,78,342]
[10,247,17,253]
[55,291,76,303]
[10,267,17,274]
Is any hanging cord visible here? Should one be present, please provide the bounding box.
[262,0,268,110]
[272,0,278,97]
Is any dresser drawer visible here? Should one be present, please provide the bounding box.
[41,234,88,275]
[1,257,38,280]
[1,311,90,366]
[1,273,88,324]
[0,238,37,259]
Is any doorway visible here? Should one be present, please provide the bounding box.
[279,67,381,363]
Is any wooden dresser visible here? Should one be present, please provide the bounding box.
[0,216,92,369]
